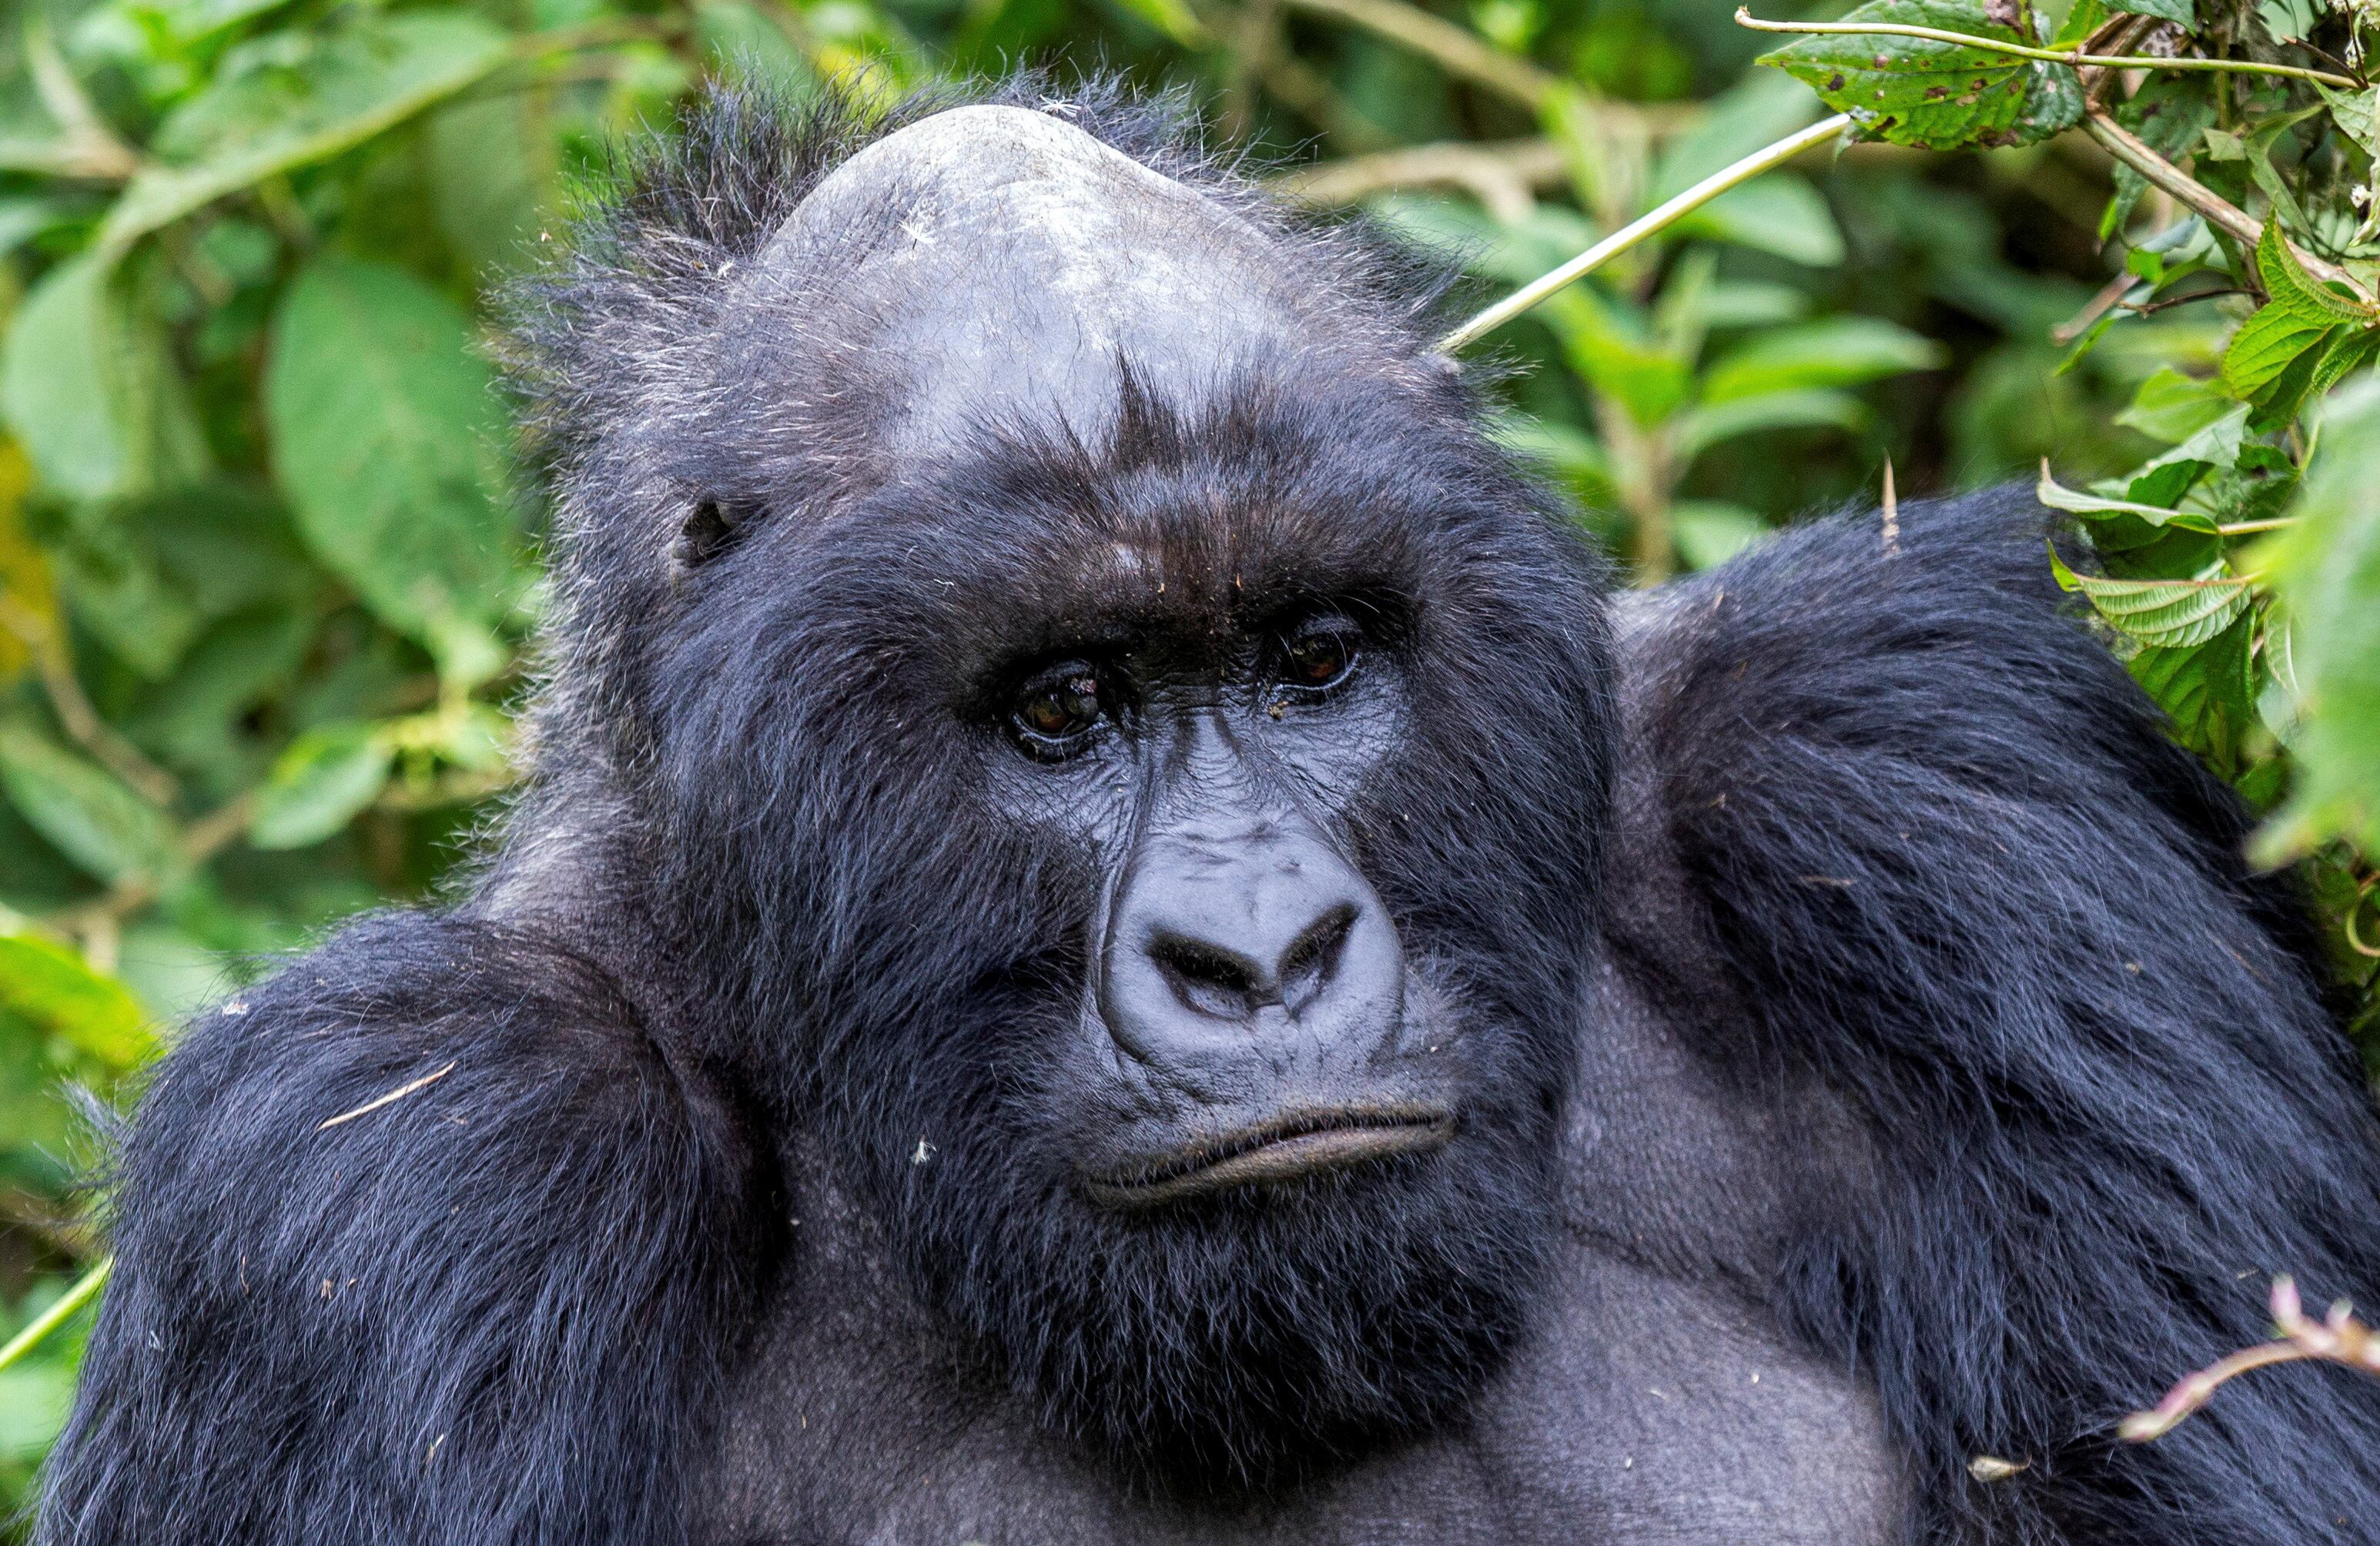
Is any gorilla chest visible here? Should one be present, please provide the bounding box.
[696,1240,1902,1545]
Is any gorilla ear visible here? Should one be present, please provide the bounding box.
[669,498,755,577]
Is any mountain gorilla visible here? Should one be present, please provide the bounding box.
[38,75,2380,1544]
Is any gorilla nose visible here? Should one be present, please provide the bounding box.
[1100,829,1405,1072]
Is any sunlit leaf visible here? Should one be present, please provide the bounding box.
[2253,376,2380,858]
[2037,464,2220,532]
[0,934,152,1071]
[98,11,509,257]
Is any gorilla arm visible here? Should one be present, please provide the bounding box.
[1629,487,2380,1541]
[36,914,763,1546]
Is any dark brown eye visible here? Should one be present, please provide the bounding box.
[1278,619,1358,694]
[1012,664,1104,756]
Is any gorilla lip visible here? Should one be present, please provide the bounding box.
[1085,1105,1456,1209]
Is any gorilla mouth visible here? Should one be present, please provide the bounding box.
[1086,1104,1456,1209]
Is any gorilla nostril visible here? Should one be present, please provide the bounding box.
[1151,935,1263,1020]
[1279,904,1355,1019]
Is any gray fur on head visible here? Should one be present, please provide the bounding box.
[501,74,1461,761]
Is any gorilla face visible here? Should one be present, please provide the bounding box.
[628,108,1617,1487]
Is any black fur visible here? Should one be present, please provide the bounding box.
[1642,488,2380,1541]
[35,75,2380,1544]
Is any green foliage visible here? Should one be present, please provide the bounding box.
[1758,0,2082,149]
[0,0,2377,1525]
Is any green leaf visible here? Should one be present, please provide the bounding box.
[2114,0,2194,24]
[0,724,181,885]
[1101,0,1206,45]
[1675,388,1866,461]
[97,11,509,258]
[2253,375,2380,858]
[1701,316,1946,403]
[1756,0,2082,151]
[2102,79,2215,239]
[2222,307,2338,402]
[1542,289,1692,429]
[2051,0,2107,46]
[2316,83,2377,158]
[0,256,210,502]
[265,255,517,653]
[1673,500,1772,570]
[248,721,393,850]
[2131,614,2255,771]
[0,934,152,1071]
[2114,366,2235,443]
[424,92,557,279]
[2254,217,2375,325]
[2047,544,2254,647]
[2037,465,2220,531]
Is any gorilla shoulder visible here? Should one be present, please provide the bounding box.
[1614,487,2380,1537]
[38,912,761,1544]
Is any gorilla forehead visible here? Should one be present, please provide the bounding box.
[752,104,1347,457]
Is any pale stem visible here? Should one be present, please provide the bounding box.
[1436,113,1853,353]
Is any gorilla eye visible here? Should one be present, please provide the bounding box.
[1276,617,1360,694]
[1011,664,1106,758]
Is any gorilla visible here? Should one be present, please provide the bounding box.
[37,76,2380,1544]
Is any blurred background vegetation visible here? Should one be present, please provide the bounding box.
[0,0,2375,1528]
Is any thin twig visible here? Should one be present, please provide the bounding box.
[1278,0,1561,109]
[2124,284,2253,316]
[1437,112,1853,353]
[1734,8,2360,89]
[22,18,139,181]
[2122,1277,2380,1441]
[1277,137,1565,219]
[2054,269,2140,343]
[0,1257,111,1376]
[0,598,180,806]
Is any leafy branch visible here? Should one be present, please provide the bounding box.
[1734,8,2360,90]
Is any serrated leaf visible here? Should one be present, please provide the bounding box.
[97,11,508,258]
[2223,307,2339,401]
[2047,544,2254,647]
[2254,218,2375,324]
[0,724,181,885]
[264,256,517,651]
[248,722,393,850]
[2131,615,2255,771]
[2252,376,2380,858]
[1757,0,2080,151]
